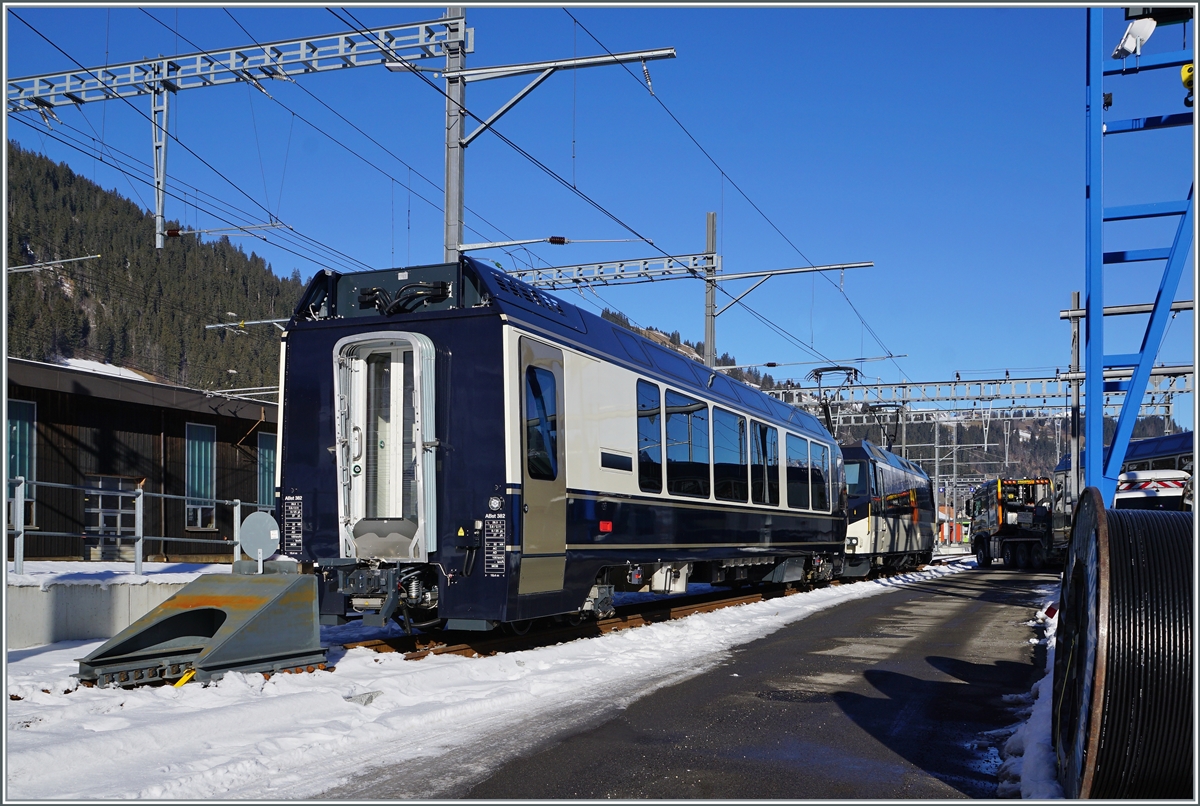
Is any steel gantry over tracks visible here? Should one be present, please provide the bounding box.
[766,367,1193,409]
[7,8,675,257]
[508,214,873,369]
[7,16,474,248]
[1082,7,1194,501]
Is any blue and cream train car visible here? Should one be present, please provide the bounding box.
[276,257,847,631]
[840,440,935,576]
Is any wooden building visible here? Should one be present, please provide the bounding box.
[6,358,277,561]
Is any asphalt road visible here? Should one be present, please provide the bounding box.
[463,567,1059,799]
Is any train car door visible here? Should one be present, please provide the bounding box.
[333,332,437,564]
[519,337,566,594]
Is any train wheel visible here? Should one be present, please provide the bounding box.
[1016,543,1031,569]
[504,619,534,636]
[1002,543,1015,567]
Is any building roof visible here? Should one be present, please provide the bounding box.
[7,358,277,423]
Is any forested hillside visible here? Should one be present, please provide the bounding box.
[6,142,304,389]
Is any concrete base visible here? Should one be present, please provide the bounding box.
[6,581,189,650]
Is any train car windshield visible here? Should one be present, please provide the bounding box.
[845,461,870,497]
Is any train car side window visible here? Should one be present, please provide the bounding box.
[712,407,748,502]
[636,380,663,493]
[750,421,779,506]
[525,367,559,481]
[785,434,810,510]
[616,330,652,367]
[811,442,831,511]
[665,389,710,498]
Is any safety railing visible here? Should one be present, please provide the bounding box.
[5,477,272,575]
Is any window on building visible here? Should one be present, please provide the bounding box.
[186,423,216,528]
[258,432,276,509]
[7,400,36,526]
[525,367,559,481]
[811,442,831,511]
[636,380,662,493]
[750,421,779,506]
[712,407,747,502]
[84,475,139,535]
[786,434,810,510]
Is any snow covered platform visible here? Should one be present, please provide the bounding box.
[5,561,229,649]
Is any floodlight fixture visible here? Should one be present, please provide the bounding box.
[1112,17,1157,59]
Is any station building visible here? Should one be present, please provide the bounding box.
[6,358,277,561]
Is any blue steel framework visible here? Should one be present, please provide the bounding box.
[1084,8,1194,502]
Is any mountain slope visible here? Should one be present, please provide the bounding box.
[6,142,304,390]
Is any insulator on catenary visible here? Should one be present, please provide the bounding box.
[548,236,567,245]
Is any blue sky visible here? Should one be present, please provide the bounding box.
[4,5,1194,426]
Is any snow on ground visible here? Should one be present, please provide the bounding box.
[5,557,1061,800]
[998,601,1065,799]
[6,561,230,590]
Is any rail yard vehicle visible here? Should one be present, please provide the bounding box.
[840,440,936,576]
[277,257,858,632]
[968,478,1069,569]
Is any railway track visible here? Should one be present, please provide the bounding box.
[343,586,796,660]
[342,559,967,661]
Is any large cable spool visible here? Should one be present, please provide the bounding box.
[1052,487,1193,798]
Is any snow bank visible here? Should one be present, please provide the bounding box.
[7,565,966,800]
[6,561,229,590]
[997,600,1064,799]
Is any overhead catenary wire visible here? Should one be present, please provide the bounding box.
[13,10,434,279]
[329,7,662,254]
[9,266,284,386]
[12,231,290,342]
[563,8,908,380]
[9,115,372,276]
[219,8,548,268]
[327,7,816,353]
[139,8,558,277]
[19,8,893,380]
[10,10,279,225]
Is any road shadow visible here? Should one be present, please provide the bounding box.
[896,570,1061,608]
[831,649,1046,798]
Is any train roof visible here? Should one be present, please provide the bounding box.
[288,257,834,443]
[1053,431,1193,473]
[840,439,928,478]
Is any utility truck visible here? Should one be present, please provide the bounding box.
[969,477,1069,569]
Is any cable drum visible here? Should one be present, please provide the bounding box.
[1053,487,1193,798]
